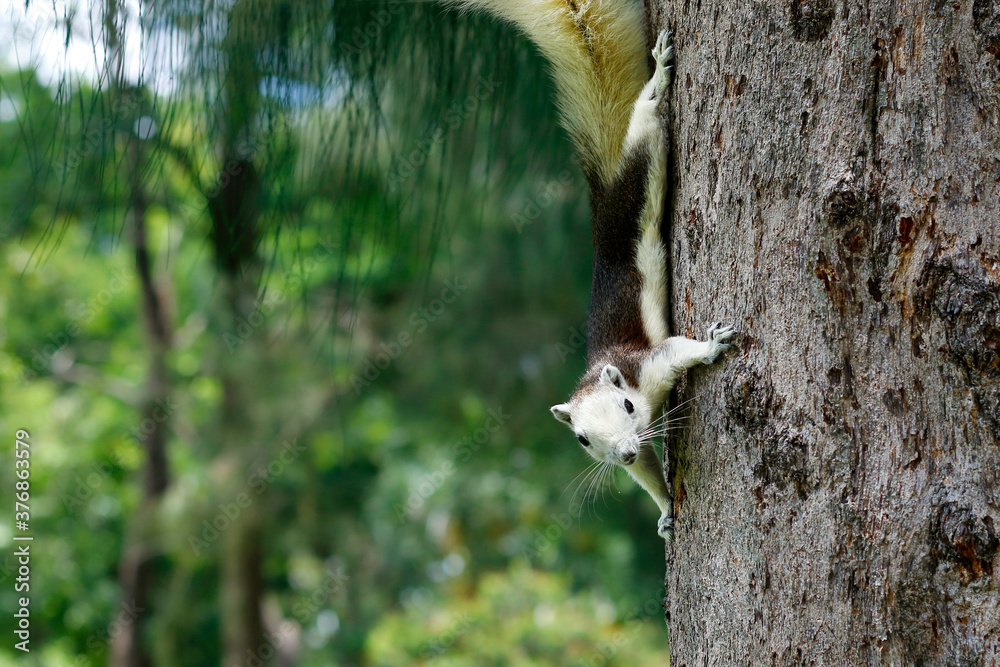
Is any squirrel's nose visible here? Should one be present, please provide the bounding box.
[621,449,637,465]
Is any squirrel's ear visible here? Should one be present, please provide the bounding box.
[550,404,573,427]
[599,365,625,388]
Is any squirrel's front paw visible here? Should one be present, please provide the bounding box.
[704,321,736,363]
[657,512,675,542]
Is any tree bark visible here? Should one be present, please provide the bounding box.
[111,132,173,667]
[656,0,1000,664]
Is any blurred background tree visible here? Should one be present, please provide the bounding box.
[0,0,672,664]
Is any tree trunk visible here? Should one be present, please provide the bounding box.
[656,0,1000,664]
[210,155,267,667]
[111,133,173,667]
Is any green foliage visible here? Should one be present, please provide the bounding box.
[0,223,141,661]
[367,565,668,666]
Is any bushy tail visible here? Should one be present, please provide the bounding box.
[446,0,648,186]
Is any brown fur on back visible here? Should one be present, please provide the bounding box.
[573,345,646,397]
[585,144,653,370]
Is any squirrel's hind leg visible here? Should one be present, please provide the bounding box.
[624,30,673,152]
[650,30,674,98]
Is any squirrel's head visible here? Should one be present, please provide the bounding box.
[550,364,652,466]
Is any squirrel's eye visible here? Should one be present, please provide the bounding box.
[624,399,634,414]
[577,434,590,447]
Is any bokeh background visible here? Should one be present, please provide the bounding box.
[0,1,672,664]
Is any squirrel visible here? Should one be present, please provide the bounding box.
[447,0,735,540]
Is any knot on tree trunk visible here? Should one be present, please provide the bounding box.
[932,502,999,580]
[789,0,834,42]
[973,0,1000,55]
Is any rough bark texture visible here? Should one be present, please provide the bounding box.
[653,0,1000,664]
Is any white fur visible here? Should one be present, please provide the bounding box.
[628,446,671,514]
[639,325,735,410]
[636,196,668,345]
[628,32,672,346]
[552,323,735,539]
[551,365,651,466]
